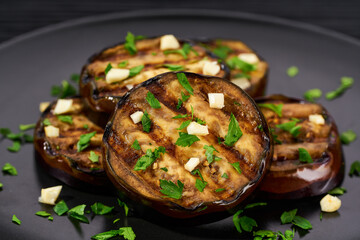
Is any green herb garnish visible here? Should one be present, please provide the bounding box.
[340,130,357,145]
[287,66,299,77]
[298,148,313,163]
[88,151,99,163]
[163,43,198,59]
[124,32,137,55]
[280,209,297,224]
[113,218,120,224]
[131,139,141,150]
[233,209,257,233]
[224,113,243,146]
[146,91,161,109]
[326,76,354,100]
[195,179,207,192]
[159,179,184,199]
[163,64,185,71]
[51,80,77,99]
[221,173,228,179]
[172,114,189,119]
[7,141,21,152]
[133,146,166,171]
[129,65,144,77]
[83,124,89,129]
[12,215,21,225]
[2,163,17,175]
[54,200,69,216]
[91,202,114,215]
[226,56,257,73]
[141,111,151,133]
[230,162,242,174]
[328,187,346,195]
[258,103,283,117]
[276,121,301,137]
[203,145,221,164]
[244,202,267,209]
[176,91,190,109]
[117,199,129,216]
[304,88,322,102]
[215,188,225,192]
[175,132,200,147]
[68,204,89,223]
[176,120,191,130]
[161,167,168,172]
[292,216,312,230]
[43,118,51,126]
[118,60,128,68]
[119,227,136,240]
[195,118,206,125]
[70,73,80,83]
[176,72,194,95]
[35,211,51,217]
[349,161,360,177]
[19,123,36,131]
[57,115,73,124]
[212,45,232,59]
[48,216,53,221]
[77,131,96,152]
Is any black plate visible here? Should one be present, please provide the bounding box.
[0,9,359,240]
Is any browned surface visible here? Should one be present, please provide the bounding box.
[34,97,109,186]
[80,36,229,113]
[256,95,344,198]
[103,72,272,217]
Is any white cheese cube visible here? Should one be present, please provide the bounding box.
[187,122,209,136]
[309,114,325,125]
[106,68,130,84]
[238,53,259,64]
[130,111,144,124]
[320,194,341,212]
[126,84,134,90]
[231,78,251,90]
[208,93,225,109]
[202,61,220,76]
[53,99,73,115]
[38,185,62,205]
[160,34,180,50]
[44,126,59,137]
[184,158,200,172]
[39,102,50,112]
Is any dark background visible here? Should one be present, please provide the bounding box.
[1,0,360,44]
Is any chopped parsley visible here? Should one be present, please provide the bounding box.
[70,73,80,83]
[83,124,89,129]
[48,216,53,221]
[2,163,17,175]
[159,179,184,199]
[88,151,99,163]
[258,103,283,117]
[226,56,257,73]
[292,216,312,230]
[230,162,242,174]
[304,88,322,102]
[7,141,21,152]
[176,73,194,95]
[12,215,21,225]
[117,199,129,216]
[349,161,360,177]
[113,218,120,224]
[175,132,200,147]
[340,130,357,145]
[270,128,282,144]
[253,230,278,240]
[195,179,207,192]
[68,204,89,223]
[35,211,51,217]
[212,45,232,59]
[163,64,185,71]
[19,123,36,131]
[124,32,138,55]
[221,173,229,179]
[129,65,144,77]
[77,131,96,152]
[0,182,3,190]
[278,229,295,240]
[215,188,225,193]
[224,113,243,146]
[287,66,299,77]
[51,80,77,99]
[176,120,191,130]
[57,115,73,124]
[244,202,267,209]
[91,227,136,240]
[91,202,114,215]
[146,91,161,109]
[161,167,168,172]
[298,148,313,163]
[176,91,190,109]
[104,63,112,75]
[141,111,151,133]
[53,200,69,216]
[163,43,198,59]
[43,118,51,126]
[131,139,141,150]
[172,113,189,119]
[119,227,136,240]
[133,146,166,171]
[328,187,346,195]
[276,120,301,137]
[195,117,206,125]
[326,76,354,100]
[280,209,297,224]
[233,209,257,233]
[118,60,128,68]
[203,145,221,164]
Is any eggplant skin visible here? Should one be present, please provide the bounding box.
[199,39,268,98]
[103,71,272,218]
[34,97,111,188]
[256,95,344,199]
[80,36,230,113]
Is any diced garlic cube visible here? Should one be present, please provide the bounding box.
[202,61,220,76]
[106,68,130,84]
[184,158,200,172]
[320,194,341,212]
[160,34,180,50]
[187,122,209,136]
[309,114,325,125]
[44,126,59,137]
[208,93,225,109]
[53,99,73,115]
[38,185,62,205]
[238,53,259,64]
[231,78,251,90]
[39,102,50,112]
[130,111,144,124]
[126,84,134,90]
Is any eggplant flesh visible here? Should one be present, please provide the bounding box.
[256,95,344,199]
[103,72,272,218]
[34,97,110,187]
[80,36,229,113]
[200,39,268,98]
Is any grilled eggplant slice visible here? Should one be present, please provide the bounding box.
[256,95,344,199]
[103,72,272,218]
[34,97,110,187]
[80,35,229,113]
[200,39,268,98]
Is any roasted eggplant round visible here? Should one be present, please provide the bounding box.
[103,71,272,218]
[34,97,110,187]
[80,34,230,113]
[256,95,344,199]
[200,39,268,98]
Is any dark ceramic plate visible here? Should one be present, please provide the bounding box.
[0,9,359,240]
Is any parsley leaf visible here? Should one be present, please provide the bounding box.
[91,230,121,240]
[131,139,141,150]
[53,200,69,216]
[224,113,242,146]
[176,73,194,95]
[51,80,77,99]
[119,227,136,240]
[203,145,220,164]
[141,111,151,133]
[118,60,128,68]
[146,91,161,109]
[0,182,3,190]
[328,187,346,195]
[77,131,96,152]
[233,209,257,233]
[304,88,322,102]
[195,117,206,125]
[104,63,112,75]
[175,132,200,147]
[2,163,17,175]
[253,230,278,240]
[43,118,51,126]
[163,43,197,59]
[0,128,11,137]
[172,114,188,119]
[280,209,298,224]
[48,216,53,221]
[117,199,129,216]
[124,32,137,55]
[159,179,184,199]
[195,179,207,192]
[287,66,299,77]
[245,202,267,209]
[176,91,190,109]
[258,103,283,117]
[230,162,242,174]
[68,204,89,223]
[215,188,225,192]
[129,65,144,77]
[134,146,166,171]
[160,167,168,172]
[277,229,295,240]
[35,211,51,217]
[12,215,21,225]
[88,151,99,163]
[276,121,301,137]
[57,115,73,124]
[221,173,228,179]
[70,73,80,83]
[163,64,185,71]
[91,202,114,215]
[7,141,21,152]
[212,45,232,59]
[298,148,313,163]
[226,56,257,73]
[292,216,312,230]
[19,123,36,131]
[176,120,191,130]
[340,130,357,145]
[349,161,360,177]
[326,76,354,100]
